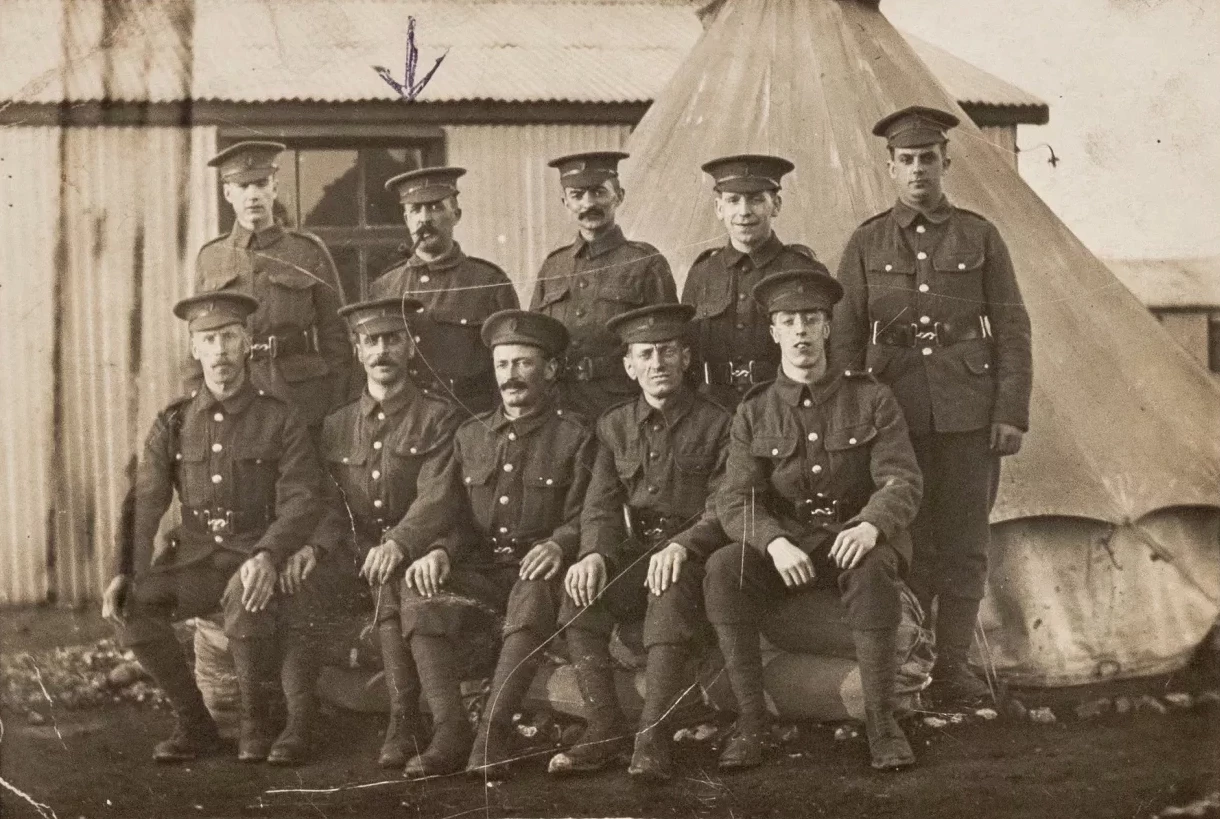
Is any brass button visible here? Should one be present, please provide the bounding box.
[503,463,514,473]
[373,499,383,508]
[922,347,933,356]
[499,495,510,505]
[802,399,812,408]
[373,441,383,450]
[916,251,928,261]
[771,448,780,456]
[849,437,858,445]
[211,474,222,484]
[499,526,509,534]
[377,412,386,421]
[918,284,930,293]
[420,274,430,284]
[371,470,381,480]
[958,262,967,270]
[508,432,517,441]
[545,478,554,486]
[811,464,823,474]
[915,225,926,234]
[920,316,931,325]
[807,433,818,442]
[214,535,224,544]
[211,443,222,453]
[884,264,893,272]
[213,412,224,422]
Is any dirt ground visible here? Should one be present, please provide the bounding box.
[3,609,1219,819]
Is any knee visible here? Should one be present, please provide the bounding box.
[703,544,749,591]
[503,578,560,638]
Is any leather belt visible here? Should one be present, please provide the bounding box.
[250,326,320,360]
[702,359,772,390]
[489,534,532,564]
[625,507,688,544]
[562,353,623,383]
[782,494,846,527]
[871,316,991,348]
[181,506,269,536]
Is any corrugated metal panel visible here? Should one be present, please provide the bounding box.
[445,123,633,301]
[1,0,1044,119]
[0,127,60,606]
[1103,257,1220,309]
[0,125,217,606]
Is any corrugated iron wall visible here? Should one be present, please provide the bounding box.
[0,128,60,606]
[445,123,634,302]
[0,125,217,606]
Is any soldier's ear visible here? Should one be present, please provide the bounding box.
[679,345,692,373]
[772,192,782,216]
[543,357,559,382]
[622,352,637,382]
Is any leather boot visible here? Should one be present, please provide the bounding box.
[403,634,473,778]
[854,628,915,771]
[628,644,689,781]
[713,624,769,770]
[547,628,630,775]
[377,620,422,769]
[130,638,222,763]
[267,640,317,765]
[467,630,543,777]
[930,596,992,708]
[230,637,277,762]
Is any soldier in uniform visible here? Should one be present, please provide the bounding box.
[308,297,465,770]
[450,310,598,778]
[706,268,923,772]
[370,167,519,415]
[530,151,677,418]
[102,292,322,764]
[831,106,1033,707]
[548,304,731,781]
[682,155,823,407]
[195,141,349,429]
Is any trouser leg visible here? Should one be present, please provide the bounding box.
[853,627,915,770]
[404,633,474,777]
[377,616,421,768]
[930,595,992,706]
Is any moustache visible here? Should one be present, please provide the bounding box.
[578,208,605,220]
[500,379,529,392]
[413,226,437,239]
[369,357,396,368]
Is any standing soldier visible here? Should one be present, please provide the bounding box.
[682,155,823,407]
[196,141,349,429]
[548,304,731,782]
[530,151,677,418]
[706,269,923,772]
[448,310,597,779]
[308,297,464,769]
[102,293,322,765]
[831,106,1033,707]
[371,167,519,415]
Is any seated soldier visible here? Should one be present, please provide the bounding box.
[102,292,322,764]
[397,310,596,779]
[549,304,731,781]
[705,268,924,772]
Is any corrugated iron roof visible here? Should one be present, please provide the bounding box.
[2,0,1046,113]
[1104,257,1220,309]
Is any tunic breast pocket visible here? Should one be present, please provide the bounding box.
[263,267,319,329]
[823,424,876,495]
[931,250,986,314]
[534,278,571,312]
[864,254,916,318]
[233,444,279,513]
[673,448,717,513]
[521,459,574,532]
[387,438,430,497]
[750,434,800,499]
[692,278,732,320]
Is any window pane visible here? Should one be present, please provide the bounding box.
[364,148,425,226]
[328,244,364,305]
[366,241,411,285]
[300,149,360,227]
[276,151,299,227]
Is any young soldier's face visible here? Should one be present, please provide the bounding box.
[493,343,557,412]
[190,324,250,387]
[623,340,690,400]
[356,330,412,387]
[561,180,622,234]
[404,197,461,255]
[888,143,950,208]
[223,175,277,232]
[714,190,780,247]
[769,310,830,370]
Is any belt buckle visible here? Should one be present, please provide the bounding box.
[913,323,938,345]
[207,509,233,534]
[729,360,754,389]
[572,357,593,382]
[798,496,838,524]
[250,335,278,359]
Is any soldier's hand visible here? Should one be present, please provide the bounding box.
[647,543,688,596]
[240,552,278,612]
[990,422,1024,456]
[766,538,815,588]
[829,522,880,570]
[279,545,318,596]
[520,540,563,581]
[405,548,450,598]
[361,539,406,587]
[102,575,131,627]
[564,554,607,608]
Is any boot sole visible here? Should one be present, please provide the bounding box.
[871,756,916,771]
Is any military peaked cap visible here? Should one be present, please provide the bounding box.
[751,267,843,314]
[872,105,960,148]
[548,151,630,189]
[384,166,467,205]
[338,297,422,336]
[701,154,795,194]
[481,309,570,357]
[173,291,260,332]
[606,304,696,346]
[208,141,286,185]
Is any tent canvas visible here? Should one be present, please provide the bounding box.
[617,0,1220,686]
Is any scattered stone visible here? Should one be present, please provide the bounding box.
[516,723,539,739]
[1196,690,1220,708]
[947,713,965,725]
[674,723,718,743]
[107,661,145,688]
[1155,790,1220,818]
[1164,693,1193,709]
[1114,696,1132,715]
[974,708,999,721]
[1028,706,1057,724]
[771,723,799,743]
[25,710,46,725]
[834,725,860,741]
[922,716,949,729]
[1135,695,1168,715]
[1005,699,1028,720]
[1074,698,1111,720]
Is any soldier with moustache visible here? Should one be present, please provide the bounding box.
[530,151,677,418]
[307,297,465,769]
[102,292,323,765]
[682,155,823,407]
[831,107,1033,707]
[706,268,924,772]
[441,311,599,779]
[195,142,349,428]
[548,304,731,782]
[370,167,519,415]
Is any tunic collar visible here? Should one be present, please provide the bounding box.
[191,375,258,416]
[360,379,420,419]
[634,386,696,428]
[231,221,285,250]
[893,196,953,228]
[488,397,558,438]
[407,241,467,272]
[572,224,627,260]
[719,231,784,270]
[773,366,842,407]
